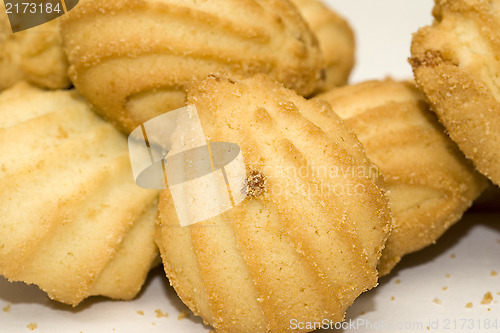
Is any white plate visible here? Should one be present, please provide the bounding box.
[2,0,500,332]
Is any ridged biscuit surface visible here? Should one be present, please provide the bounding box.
[0,83,159,306]
[61,0,325,133]
[317,79,487,275]
[411,0,500,186]
[290,0,355,90]
[156,74,392,333]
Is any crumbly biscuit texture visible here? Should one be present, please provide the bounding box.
[411,0,500,186]
[61,0,325,133]
[317,79,487,275]
[155,74,392,333]
[0,6,70,90]
[0,83,159,306]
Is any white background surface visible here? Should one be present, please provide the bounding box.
[2,0,500,332]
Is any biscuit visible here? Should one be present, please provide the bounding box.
[0,83,159,306]
[155,74,392,332]
[290,0,355,90]
[0,6,70,90]
[61,0,325,133]
[317,79,487,275]
[410,0,500,186]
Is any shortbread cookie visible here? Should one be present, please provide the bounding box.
[0,7,70,90]
[61,0,325,133]
[411,0,500,186]
[0,83,159,306]
[156,74,392,332]
[291,0,355,90]
[317,79,487,275]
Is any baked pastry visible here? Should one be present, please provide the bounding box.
[0,6,70,90]
[410,0,500,186]
[290,0,355,90]
[155,74,392,332]
[0,82,159,306]
[317,79,487,275]
[60,0,325,133]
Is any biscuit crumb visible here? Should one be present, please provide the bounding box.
[3,303,10,313]
[155,309,168,318]
[466,302,473,308]
[491,271,498,277]
[481,292,493,305]
[445,274,451,278]
[391,296,395,301]
[433,298,442,304]
[409,50,447,68]
[178,310,189,320]
[27,323,37,330]
[442,286,448,291]
[450,254,456,259]
[137,310,144,316]
[395,279,401,284]
[244,171,266,196]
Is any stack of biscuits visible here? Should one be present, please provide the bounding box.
[0,0,496,332]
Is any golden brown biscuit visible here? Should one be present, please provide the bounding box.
[317,79,487,275]
[0,5,70,90]
[61,0,325,134]
[155,74,392,332]
[410,0,500,187]
[290,0,355,90]
[0,83,159,306]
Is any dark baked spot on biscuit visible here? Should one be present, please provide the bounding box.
[320,68,327,81]
[244,171,266,197]
[207,74,222,82]
[207,74,236,84]
[409,50,453,68]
